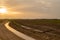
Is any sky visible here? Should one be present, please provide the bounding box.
[0,0,60,19]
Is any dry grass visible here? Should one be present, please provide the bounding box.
[9,19,60,40]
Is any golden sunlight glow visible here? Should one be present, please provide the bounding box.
[0,6,22,15]
[0,7,7,14]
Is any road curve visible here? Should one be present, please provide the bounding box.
[0,23,23,40]
[5,22,36,40]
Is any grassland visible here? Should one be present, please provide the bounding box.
[0,19,6,23]
[9,19,60,40]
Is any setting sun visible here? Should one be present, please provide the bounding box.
[0,7,7,14]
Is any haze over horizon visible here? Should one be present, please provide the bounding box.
[0,0,60,19]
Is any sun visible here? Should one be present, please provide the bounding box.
[0,7,7,14]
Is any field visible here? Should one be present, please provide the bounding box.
[9,19,60,40]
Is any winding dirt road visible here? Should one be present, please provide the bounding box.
[5,22,36,40]
[0,22,24,40]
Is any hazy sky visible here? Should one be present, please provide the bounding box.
[0,0,60,19]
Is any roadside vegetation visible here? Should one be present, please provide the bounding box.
[0,19,8,23]
[9,19,60,40]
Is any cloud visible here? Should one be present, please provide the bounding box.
[0,0,60,19]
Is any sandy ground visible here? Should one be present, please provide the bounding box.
[0,23,24,40]
[5,22,35,40]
